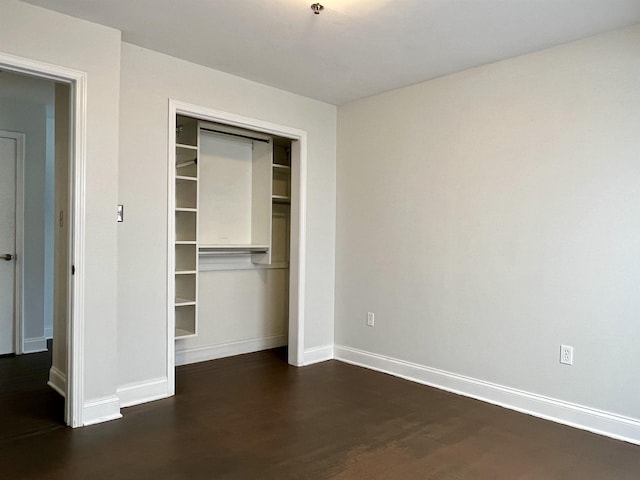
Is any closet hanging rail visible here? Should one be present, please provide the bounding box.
[200,127,270,144]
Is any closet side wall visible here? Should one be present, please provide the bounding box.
[118,43,336,389]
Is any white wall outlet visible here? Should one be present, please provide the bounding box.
[560,345,573,365]
[367,312,375,327]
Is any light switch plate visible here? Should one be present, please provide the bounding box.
[367,312,375,327]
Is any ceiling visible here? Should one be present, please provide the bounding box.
[20,0,640,105]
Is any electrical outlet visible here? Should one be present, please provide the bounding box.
[367,312,375,327]
[560,345,573,365]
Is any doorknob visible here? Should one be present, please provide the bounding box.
[2,253,13,261]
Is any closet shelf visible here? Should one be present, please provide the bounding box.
[175,297,196,306]
[175,240,197,245]
[176,207,197,212]
[272,195,291,204]
[175,328,196,338]
[176,143,198,150]
[175,270,197,275]
[176,154,197,167]
[199,244,269,256]
[176,175,197,182]
[273,164,291,171]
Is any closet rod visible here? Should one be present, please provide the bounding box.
[200,127,270,144]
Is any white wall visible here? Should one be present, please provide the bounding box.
[0,71,54,351]
[117,43,336,389]
[336,25,640,427]
[0,0,121,416]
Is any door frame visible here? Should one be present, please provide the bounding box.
[0,131,25,355]
[167,100,308,394]
[0,51,87,428]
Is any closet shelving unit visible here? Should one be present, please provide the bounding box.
[272,144,291,205]
[174,116,199,338]
[173,117,293,339]
[271,141,291,266]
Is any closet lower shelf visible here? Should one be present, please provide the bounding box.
[175,328,196,339]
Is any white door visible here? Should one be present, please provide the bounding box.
[0,135,17,355]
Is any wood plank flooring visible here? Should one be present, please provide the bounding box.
[0,343,64,444]
[1,347,639,479]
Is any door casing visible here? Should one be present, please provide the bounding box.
[0,51,87,427]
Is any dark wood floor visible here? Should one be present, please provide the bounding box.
[1,347,639,479]
[0,342,65,444]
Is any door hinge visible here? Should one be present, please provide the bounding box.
[72,265,76,275]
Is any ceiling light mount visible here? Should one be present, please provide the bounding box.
[310,3,324,15]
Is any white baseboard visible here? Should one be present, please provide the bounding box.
[48,366,66,397]
[23,336,47,354]
[82,395,122,426]
[117,377,170,408]
[45,326,53,339]
[334,344,640,446]
[303,344,334,365]
[176,334,287,366]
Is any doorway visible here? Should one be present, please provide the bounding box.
[0,51,87,427]
[0,71,69,434]
[0,70,56,358]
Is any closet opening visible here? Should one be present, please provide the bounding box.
[167,102,307,393]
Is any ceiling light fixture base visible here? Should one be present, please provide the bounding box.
[310,3,324,15]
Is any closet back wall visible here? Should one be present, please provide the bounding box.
[117,43,337,393]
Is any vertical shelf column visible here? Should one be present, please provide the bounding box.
[271,141,291,266]
[175,116,199,338]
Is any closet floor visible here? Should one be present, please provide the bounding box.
[1,347,639,479]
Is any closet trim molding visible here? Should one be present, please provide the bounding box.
[167,100,308,394]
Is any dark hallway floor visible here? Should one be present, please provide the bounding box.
[0,342,64,444]
[1,347,639,479]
